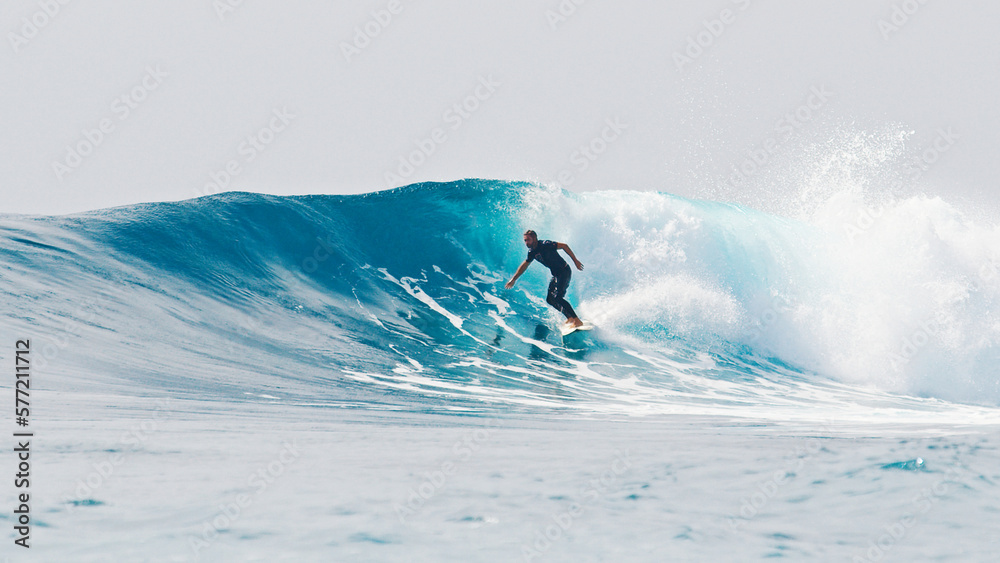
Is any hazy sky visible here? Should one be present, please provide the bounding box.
[2,0,998,215]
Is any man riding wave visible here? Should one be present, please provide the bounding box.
[505,229,584,329]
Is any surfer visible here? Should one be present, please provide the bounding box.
[505,230,584,328]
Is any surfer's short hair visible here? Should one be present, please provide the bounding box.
[523,230,537,238]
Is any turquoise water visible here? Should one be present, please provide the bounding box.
[2,179,998,420]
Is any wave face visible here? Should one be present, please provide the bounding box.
[3,180,999,418]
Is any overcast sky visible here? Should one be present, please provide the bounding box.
[2,0,998,216]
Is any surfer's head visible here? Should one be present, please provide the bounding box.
[523,230,537,248]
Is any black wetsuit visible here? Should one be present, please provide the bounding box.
[526,240,578,319]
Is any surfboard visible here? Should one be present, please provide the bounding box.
[559,320,594,336]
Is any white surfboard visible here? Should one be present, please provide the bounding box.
[559,320,594,337]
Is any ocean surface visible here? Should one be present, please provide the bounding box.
[2,180,999,561]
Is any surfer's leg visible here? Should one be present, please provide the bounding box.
[548,268,580,323]
[545,276,561,311]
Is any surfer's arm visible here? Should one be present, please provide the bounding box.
[505,261,530,289]
[557,243,584,271]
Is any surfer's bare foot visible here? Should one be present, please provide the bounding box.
[567,317,583,328]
